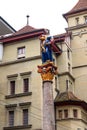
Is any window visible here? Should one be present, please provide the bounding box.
[23,109,28,125]
[17,47,25,59]
[66,80,69,91]
[73,109,78,118]
[58,110,62,119]
[68,63,71,72]
[23,78,29,93]
[9,111,14,126]
[84,16,87,23]
[76,17,79,25]
[10,81,15,95]
[67,49,70,59]
[64,110,68,118]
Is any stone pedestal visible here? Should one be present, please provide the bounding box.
[37,61,58,130]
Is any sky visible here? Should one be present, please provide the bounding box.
[0,0,78,35]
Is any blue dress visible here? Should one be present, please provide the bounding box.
[42,36,53,63]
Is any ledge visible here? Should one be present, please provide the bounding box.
[66,23,87,31]
[20,71,32,76]
[56,118,87,124]
[0,55,41,66]
[58,71,75,81]
[5,92,32,99]
[5,104,17,108]
[7,74,18,79]
[19,102,31,107]
[3,125,32,130]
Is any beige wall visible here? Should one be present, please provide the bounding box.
[3,38,40,62]
[68,11,87,27]
[56,106,87,130]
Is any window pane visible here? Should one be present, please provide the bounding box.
[85,16,87,23]
[23,109,28,125]
[64,110,68,118]
[9,111,14,126]
[10,81,15,95]
[18,47,25,55]
[76,17,79,25]
[73,109,78,118]
[58,110,62,119]
[23,78,29,93]
[17,47,25,59]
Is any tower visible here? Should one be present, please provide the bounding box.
[63,0,87,101]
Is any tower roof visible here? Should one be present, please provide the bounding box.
[63,0,87,20]
[54,91,81,102]
[54,91,87,111]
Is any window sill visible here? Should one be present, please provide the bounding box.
[4,125,32,130]
[5,92,32,99]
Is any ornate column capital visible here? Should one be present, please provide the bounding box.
[37,61,58,81]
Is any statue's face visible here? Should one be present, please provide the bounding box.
[39,35,46,41]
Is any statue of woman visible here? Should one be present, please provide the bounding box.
[39,35,54,63]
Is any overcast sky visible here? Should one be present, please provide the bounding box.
[1,0,78,35]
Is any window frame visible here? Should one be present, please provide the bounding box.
[17,46,25,59]
[23,78,29,93]
[75,17,79,25]
[67,49,70,59]
[58,110,63,119]
[23,109,28,125]
[84,16,87,24]
[20,71,31,93]
[10,80,15,95]
[73,109,78,118]
[7,74,18,96]
[68,63,71,72]
[64,109,68,118]
[8,110,14,126]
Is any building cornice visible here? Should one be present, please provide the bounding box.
[73,64,87,69]
[56,118,87,124]
[66,23,87,31]
[0,29,48,43]
[4,125,32,130]
[0,55,41,66]
[5,92,32,99]
[54,100,87,111]
[58,72,75,81]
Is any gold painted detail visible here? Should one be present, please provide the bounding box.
[37,61,58,81]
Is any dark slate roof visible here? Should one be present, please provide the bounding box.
[54,91,87,111]
[63,0,87,20]
[54,91,81,103]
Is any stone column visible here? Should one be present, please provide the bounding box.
[38,61,58,130]
[43,81,55,130]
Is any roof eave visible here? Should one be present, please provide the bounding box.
[54,100,87,111]
[63,8,87,20]
[0,29,49,43]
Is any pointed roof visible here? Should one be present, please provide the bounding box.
[54,91,87,111]
[54,91,81,103]
[0,25,49,43]
[63,0,87,20]
[13,25,36,35]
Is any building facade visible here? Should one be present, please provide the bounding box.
[0,0,87,130]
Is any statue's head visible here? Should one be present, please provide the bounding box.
[39,34,46,41]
